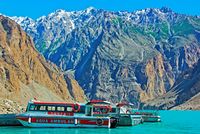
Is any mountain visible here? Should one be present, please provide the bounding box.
[142,59,200,110]
[10,7,200,109]
[0,15,86,113]
[10,7,97,54]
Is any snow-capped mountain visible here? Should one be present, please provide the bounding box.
[8,7,200,109]
[10,7,104,53]
[10,7,178,53]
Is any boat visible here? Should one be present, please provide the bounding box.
[116,103,144,125]
[16,100,118,128]
[116,102,161,122]
[132,110,161,122]
[86,100,143,126]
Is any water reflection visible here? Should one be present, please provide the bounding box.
[4,127,113,134]
[1,111,200,134]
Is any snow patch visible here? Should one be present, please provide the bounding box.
[85,7,95,14]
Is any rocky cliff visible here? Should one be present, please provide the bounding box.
[10,7,200,109]
[142,59,200,110]
[0,15,86,113]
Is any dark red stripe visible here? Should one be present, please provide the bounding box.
[30,118,74,124]
[47,112,74,116]
[16,117,29,121]
[17,116,109,126]
[79,119,108,125]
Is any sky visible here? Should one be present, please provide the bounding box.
[0,0,200,19]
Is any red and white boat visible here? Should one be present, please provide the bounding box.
[16,100,118,128]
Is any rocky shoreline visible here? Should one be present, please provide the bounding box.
[0,99,24,114]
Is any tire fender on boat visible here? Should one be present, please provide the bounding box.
[102,106,110,114]
[73,103,80,113]
[135,112,140,115]
[96,118,103,126]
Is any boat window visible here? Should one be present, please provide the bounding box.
[66,106,73,112]
[101,108,107,113]
[85,106,92,116]
[94,107,100,112]
[39,105,46,111]
[29,104,36,111]
[79,105,85,113]
[111,108,116,113]
[57,106,65,112]
[47,106,56,111]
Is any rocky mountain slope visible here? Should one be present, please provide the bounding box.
[10,7,200,109]
[143,59,200,110]
[0,15,86,113]
[172,93,200,110]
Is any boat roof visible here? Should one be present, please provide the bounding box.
[116,102,134,107]
[86,100,112,105]
[29,100,83,105]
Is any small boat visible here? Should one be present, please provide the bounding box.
[132,110,161,122]
[117,103,161,122]
[16,100,118,128]
[116,103,144,125]
[86,100,143,126]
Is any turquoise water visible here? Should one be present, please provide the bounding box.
[1,111,200,134]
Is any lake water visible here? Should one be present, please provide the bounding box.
[1,111,200,134]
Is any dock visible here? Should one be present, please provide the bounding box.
[0,114,22,126]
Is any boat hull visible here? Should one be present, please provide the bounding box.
[118,115,143,126]
[93,113,143,126]
[142,115,161,122]
[17,115,113,128]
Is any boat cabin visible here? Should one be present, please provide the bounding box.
[86,100,120,115]
[26,100,86,116]
[25,100,132,116]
